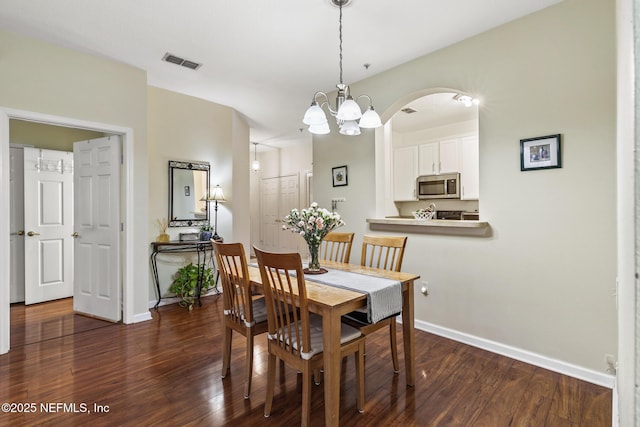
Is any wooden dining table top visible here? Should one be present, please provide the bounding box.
[247,259,418,311]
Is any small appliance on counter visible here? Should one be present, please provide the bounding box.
[434,210,480,220]
[462,212,480,220]
[435,210,463,220]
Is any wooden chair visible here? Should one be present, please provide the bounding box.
[213,242,269,399]
[343,234,407,373]
[319,231,354,263]
[254,247,365,426]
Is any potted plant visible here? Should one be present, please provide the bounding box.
[199,221,213,241]
[169,263,215,310]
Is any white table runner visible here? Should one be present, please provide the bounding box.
[252,262,402,323]
[307,267,402,323]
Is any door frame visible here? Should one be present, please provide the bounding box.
[0,107,136,354]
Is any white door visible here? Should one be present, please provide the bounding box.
[393,146,418,201]
[460,135,480,200]
[260,175,300,253]
[418,142,439,175]
[278,176,300,253]
[9,147,25,303]
[73,136,121,322]
[23,148,74,304]
[439,138,460,173]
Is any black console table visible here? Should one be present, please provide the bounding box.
[150,240,220,309]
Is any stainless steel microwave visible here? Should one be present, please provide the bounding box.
[416,173,460,199]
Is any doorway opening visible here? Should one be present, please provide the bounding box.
[10,122,106,306]
[1,107,137,354]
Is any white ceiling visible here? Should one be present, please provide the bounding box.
[0,0,560,147]
[391,92,478,134]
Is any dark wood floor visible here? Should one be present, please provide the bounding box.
[2,297,611,426]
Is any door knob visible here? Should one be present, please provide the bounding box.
[27,231,40,237]
[17,230,24,236]
[72,232,79,238]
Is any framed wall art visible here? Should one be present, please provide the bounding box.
[520,134,562,171]
[332,165,348,187]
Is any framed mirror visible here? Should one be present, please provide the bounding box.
[168,160,210,227]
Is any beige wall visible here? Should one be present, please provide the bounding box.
[0,28,150,326]
[147,86,249,300]
[313,0,616,375]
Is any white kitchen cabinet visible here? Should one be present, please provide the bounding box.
[460,135,479,200]
[439,138,460,173]
[418,142,439,175]
[418,139,460,175]
[393,146,419,201]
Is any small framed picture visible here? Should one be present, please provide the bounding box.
[520,134,562,171]
[332,165,348,187]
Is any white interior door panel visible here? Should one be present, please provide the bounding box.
[23,147,73,304]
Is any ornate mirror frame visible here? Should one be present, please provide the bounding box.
[168,160,210,227]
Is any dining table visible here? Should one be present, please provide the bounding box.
[248,259,419,427]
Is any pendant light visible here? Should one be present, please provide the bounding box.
[251,142,261,172]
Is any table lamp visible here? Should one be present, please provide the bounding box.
[207,185,225,241]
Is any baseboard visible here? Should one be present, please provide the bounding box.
[148,296,180,309]
[128,311,153,323]
[147,289,221,310]
[414,319,615,389]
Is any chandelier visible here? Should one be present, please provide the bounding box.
[302,0,382,136]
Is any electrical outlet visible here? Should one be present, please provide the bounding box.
[604,353,616,374]
[420,281,429,296]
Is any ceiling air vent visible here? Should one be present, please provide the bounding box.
[162,52,202,70]
[400,107,418,114]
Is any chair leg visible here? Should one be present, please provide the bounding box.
[264,352,277,418]
[221,325,232,378]
[356,341,365,413]
[301,367,312,427]
[390,318,399,373]
[244,331,254,399]
[313,368,321,385]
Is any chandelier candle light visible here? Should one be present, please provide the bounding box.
[282,202,345,274]
[302,0,382,136]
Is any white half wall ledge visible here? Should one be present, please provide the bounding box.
[367,217,492,237]
[411,319,615,389]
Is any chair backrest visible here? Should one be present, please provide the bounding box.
[254,247,312,359]
[320,232,354,263]
[212,242,256,327]
[360,234,407,272]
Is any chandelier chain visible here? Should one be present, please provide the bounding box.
[338,1,343,85]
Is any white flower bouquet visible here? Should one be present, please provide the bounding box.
[282,202,345,246]
[282,202,345,272]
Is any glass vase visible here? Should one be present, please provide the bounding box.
[307,242,321,272]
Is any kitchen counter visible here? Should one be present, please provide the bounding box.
[366,217,491,237]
